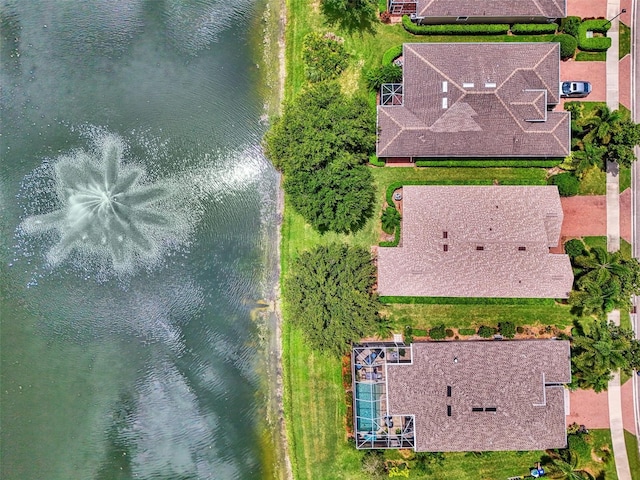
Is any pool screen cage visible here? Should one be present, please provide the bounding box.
[352,343,415,449]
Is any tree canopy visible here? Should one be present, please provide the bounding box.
[284,244,382,357]
[569,246,640,316]
[302,32,349,83]
[570,320,640,392]
[265,82,376,233]
[321,0,379,33]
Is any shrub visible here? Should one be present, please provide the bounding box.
[560,16,581,37]
[458,328,477,336]
[369,154,385,167]
[516,326,524,334]
[429,324,446,340]
[553,34,578,59]
[379,221,400,247]
[404,325,414,344]
[498,321,516,339]
[382,44,403,67]
[381,206,401,234]
[549,172,579,196]
[302,32,349,82]
[415,159,561,168]
[402,15,509,35]
[511,23,557,35]
[365,63,402,91]
[380,10,391,23]
[578,19,612,52]
[564,238,586,258]
[478,325,496,338]
[445,328,454,338]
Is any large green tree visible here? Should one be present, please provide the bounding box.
[285,244,381,357]
[284,154,374,233]
[265,82,376,233]
[321,0,378,33]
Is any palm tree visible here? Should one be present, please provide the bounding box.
[373,317,393,340]
[580,105,624,146]
[571,320,630,391]
[570,143,606,177]
[543,450,595,480]
[573,247,630,285]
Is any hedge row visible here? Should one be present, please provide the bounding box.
[402,15,509,35]
[379,220,400,247]
[382,45,403,67]
[379,296,556,305]
[369,154,386,167]
[385,178,546,206]
[553,34,578,59]
[511,23,557,35]
[414,159,561,168]
[578,19,612,52]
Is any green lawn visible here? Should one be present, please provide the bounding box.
[620,22,631,59]
[384,303,575,332]
[578,165,606,195]
[577,429,618,479]
[576,51,607,61]
[583,236,632,259]
[625,430,640,480]
[621,165,631,192]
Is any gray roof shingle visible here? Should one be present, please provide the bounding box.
[377,186,574,298]
[377,43,570,158]
[386,340,571,452]
[416,0,565,19]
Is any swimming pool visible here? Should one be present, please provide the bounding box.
[355,382,383,432]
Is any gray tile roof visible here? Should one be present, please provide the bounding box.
[377,43,570,158]
[386,340,571,452]
[416,0,566,19]
[377,186,574,298]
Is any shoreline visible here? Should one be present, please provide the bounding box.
[265,0,292,476]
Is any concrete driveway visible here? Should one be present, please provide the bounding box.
[559,60,607,108]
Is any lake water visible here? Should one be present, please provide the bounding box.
[0,1,281,478]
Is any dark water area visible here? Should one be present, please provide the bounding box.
[0,1,280,478]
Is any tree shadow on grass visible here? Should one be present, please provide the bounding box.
[321,0,379,35]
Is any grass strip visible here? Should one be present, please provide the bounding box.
[380,296,556,305]
[625,430,640,480]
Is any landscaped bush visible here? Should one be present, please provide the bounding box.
[302,32,349,82]
[478,325,496,338]
[402,15,509,35]
[553,34,578,59]
[429,324,446,340]
[498,321,516,339]
[414,159,561,168]
[560,16,581,37]
[365,63,402,91]
[404,325,414,344]
[511,23,557,35]
[369,154,385,167]
[381,206,401,234]
[382,44,403,66]
[578,19,612,52]
[379,220,400,247]
[458,328,477,336]
[564,238,586,258]
[516,326,525,334]
[413,328,428,337]
[549,172,580,196]
[379,10,391,23]
[445,328,454,338]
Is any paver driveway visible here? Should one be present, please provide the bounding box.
[558,60,607,108]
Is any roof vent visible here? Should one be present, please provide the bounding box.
[463,82,474,88]
[442,97,448,109]
[485,82,496,88]
[442,81,448,93]
[447,405,452,416]
[485,407,497,412]
[447,386,452,397]
[472,407,483,412]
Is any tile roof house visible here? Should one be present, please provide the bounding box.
[376,43,570,159]
[381,340,571,452]
[377,186,574,298]
[391,0,566,24]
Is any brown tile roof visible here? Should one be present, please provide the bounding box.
[416,0,565,19]
[377,186,574,298]
[386,340,571,452]
[376,43,570,158]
